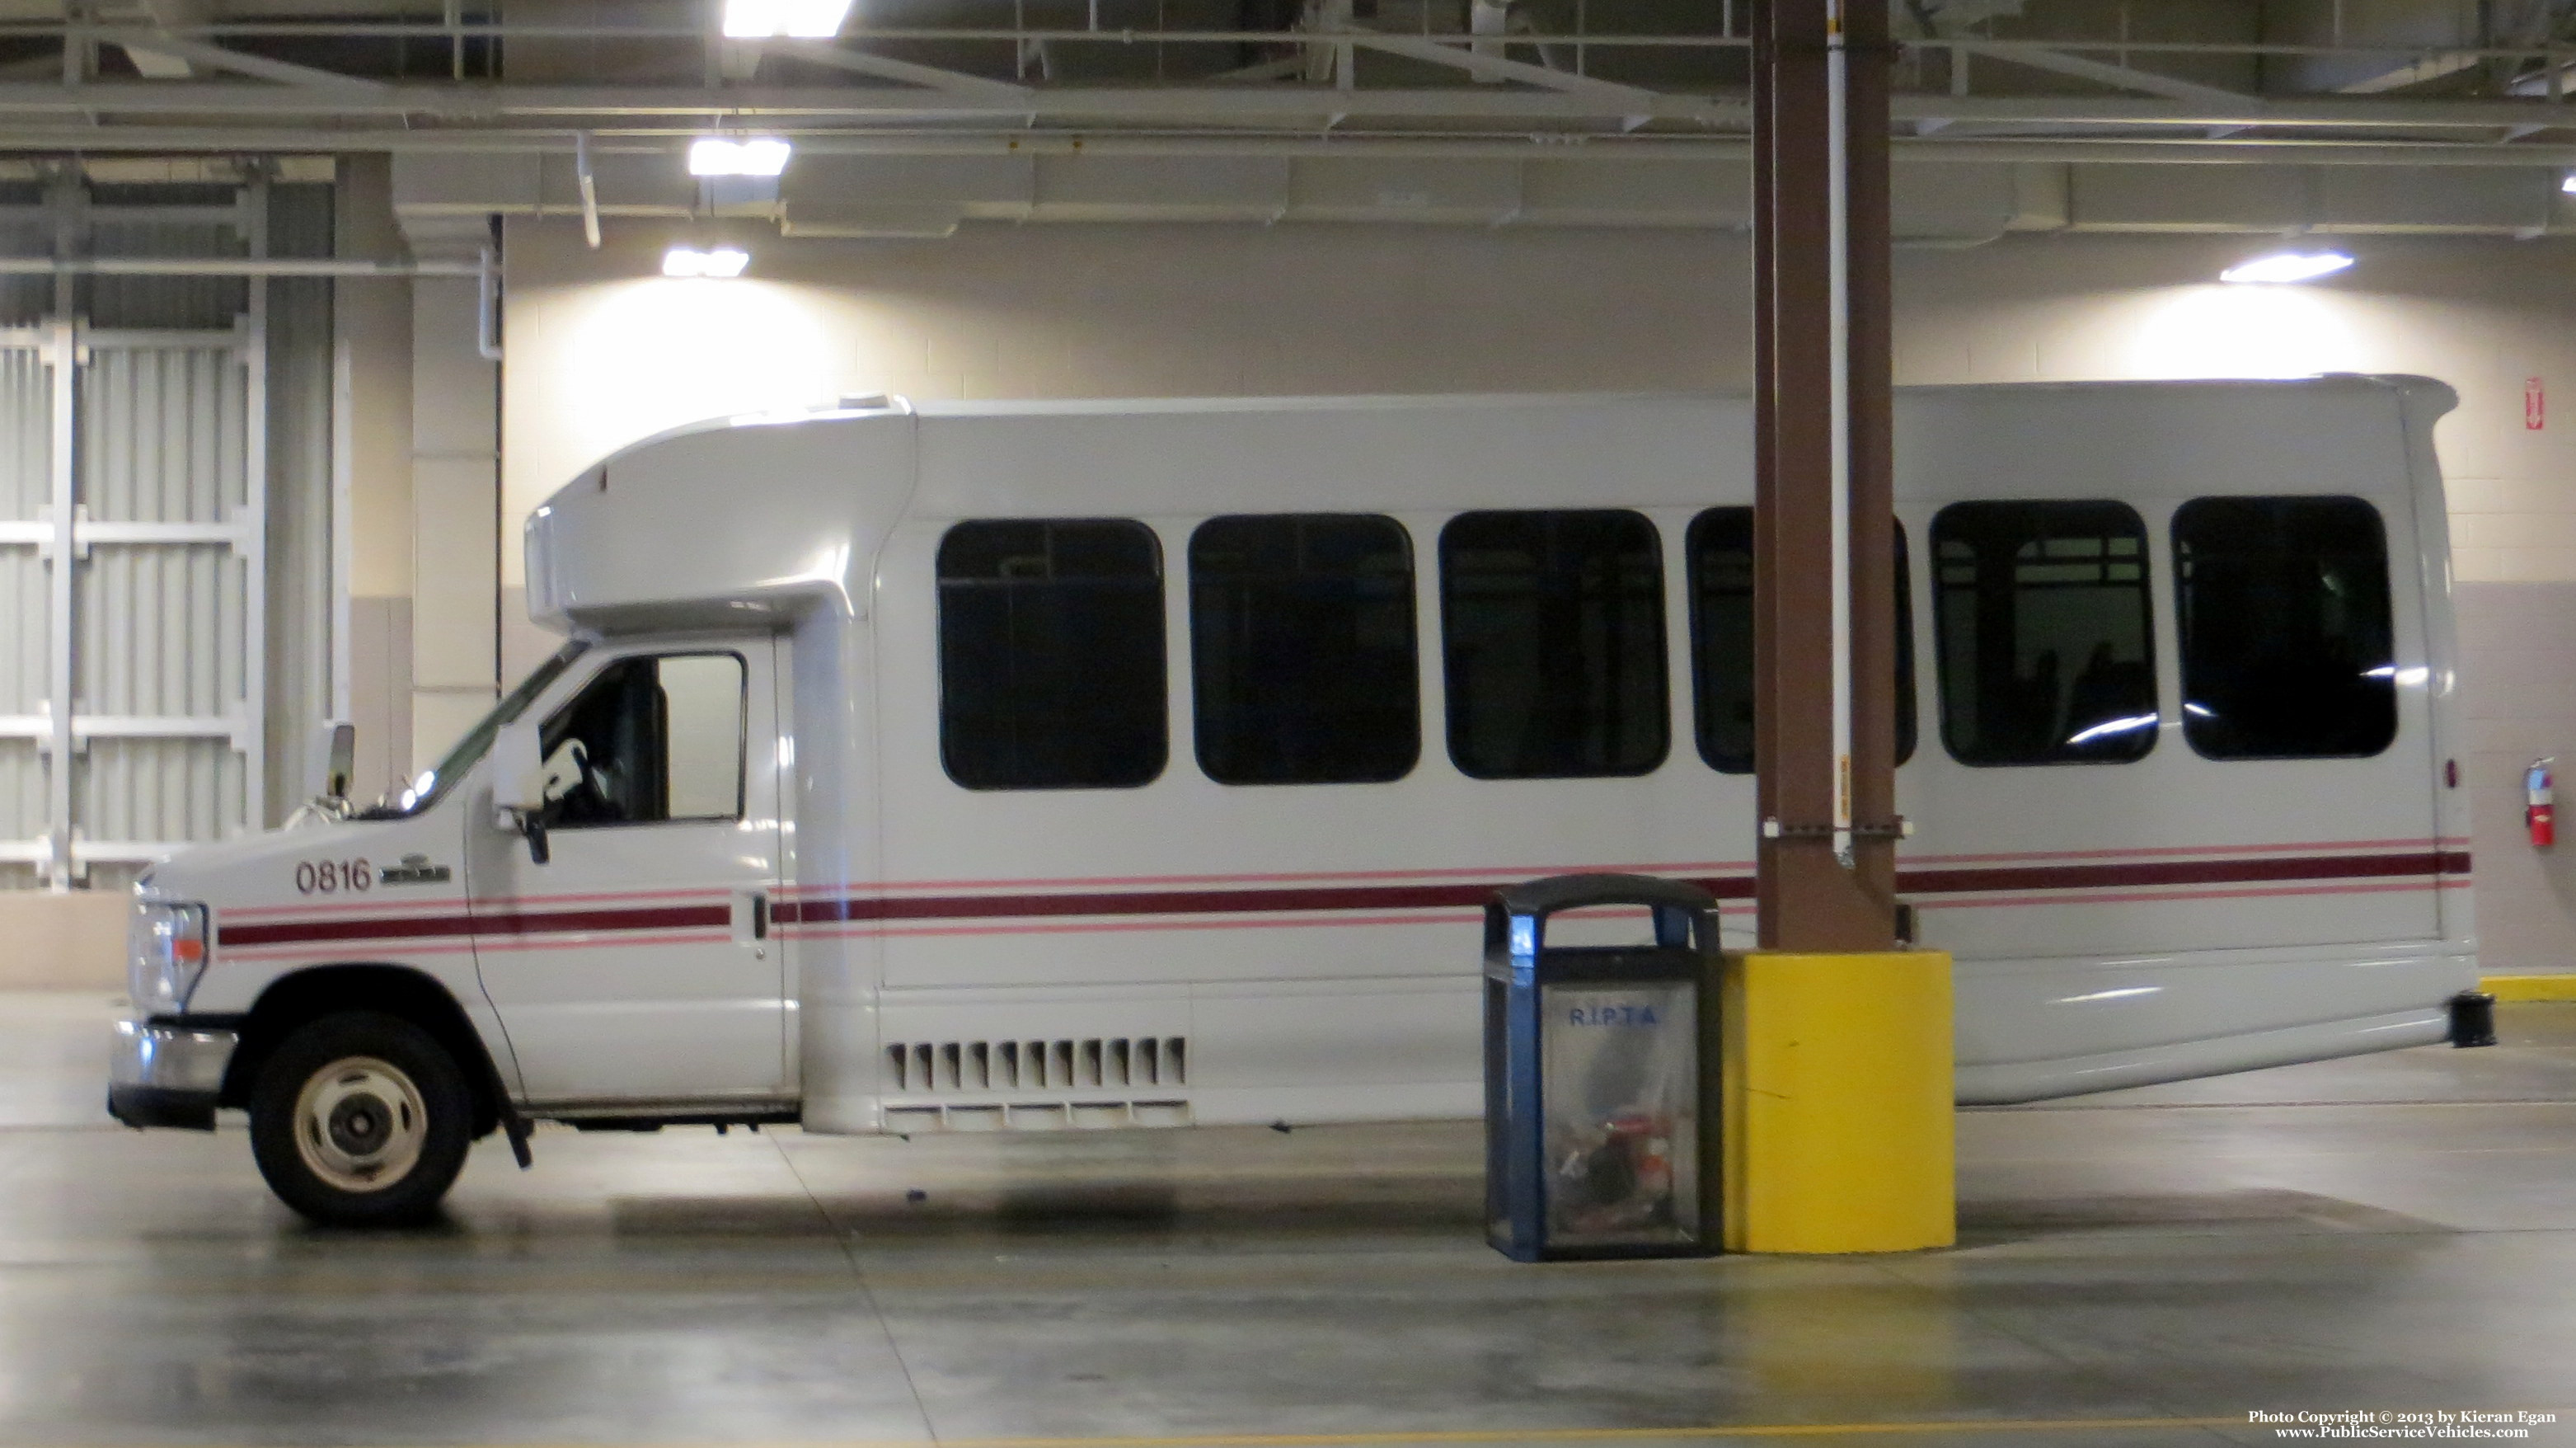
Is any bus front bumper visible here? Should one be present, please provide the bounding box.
[107,1015,237,1131]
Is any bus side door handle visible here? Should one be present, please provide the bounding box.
[732,888,769,945]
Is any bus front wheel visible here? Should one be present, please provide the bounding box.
[248,1011,473,1227]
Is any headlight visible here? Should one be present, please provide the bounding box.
[129,900,210,1015]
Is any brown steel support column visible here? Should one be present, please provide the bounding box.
[1752,0,1899,952]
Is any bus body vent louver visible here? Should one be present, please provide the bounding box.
[884,1036,1187,1094]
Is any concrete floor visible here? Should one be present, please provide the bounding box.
[8,995,2576,1447]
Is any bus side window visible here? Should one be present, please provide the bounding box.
[2174,496,2397,760]
[1440,509,1668,779]
[1932,501,2158,767]
[1189,514,1419,786]
[1686,507,1917,773]
[936,519,1168,790]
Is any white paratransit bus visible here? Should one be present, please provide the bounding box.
[110,378,2480,1225]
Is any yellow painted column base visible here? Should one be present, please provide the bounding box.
[2484,975,2576,1002]
[1722,948,1955,1254]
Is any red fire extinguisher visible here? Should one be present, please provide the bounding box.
[2528,758,2555,849]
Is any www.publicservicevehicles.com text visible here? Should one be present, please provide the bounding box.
[2252,1409,2560,1438]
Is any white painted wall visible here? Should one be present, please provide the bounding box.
[489,218,2576,976]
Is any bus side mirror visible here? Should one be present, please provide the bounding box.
[307,720,355,806]
[490,722,551,864]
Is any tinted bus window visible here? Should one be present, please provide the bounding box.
[1933,501,2157,766]
[937,519,1166,790]
[2174,496,2397,759]
[1440,510,1667,779]
[1687,507,1917,773]
[1190,514,1419,785]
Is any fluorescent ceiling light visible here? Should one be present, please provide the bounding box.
[687,136,793,177]
[722,0,852,37]
[2219,251,2355,285]
[2563,172,2576,195]
[663,246,751,279]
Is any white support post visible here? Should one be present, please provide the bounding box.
[1827,0,1854,858]
[240,176,270,835]
[43,173,77,891]
[43,317,74,891]
[330,331,353,730]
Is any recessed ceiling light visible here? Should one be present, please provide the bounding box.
[687,136,793,177]
[2219,252,2355,285]
[722,0,853,39]
[663,246,751,279]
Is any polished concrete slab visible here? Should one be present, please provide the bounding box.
[8,992,2576,1446]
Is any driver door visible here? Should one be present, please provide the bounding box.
[468,637,787,1107]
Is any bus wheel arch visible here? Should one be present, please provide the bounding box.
[219,963,508,1143]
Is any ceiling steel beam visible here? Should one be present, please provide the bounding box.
[0,21,2564,61]
[1349,34,1664,109]
[1885,93,2576,130]
[2337,50,2491,96]
[1969,45,2254,107]
[1902,138,2576,166]
[0,80,1743,125]
[113,0,209,80]
[11,19,2576,79]
[770,41,1037,104]
[0,79,2569,136]
[5,127,2576,168]
[88,29,391,92]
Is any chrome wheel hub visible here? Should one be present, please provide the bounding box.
[293,1056,426,1193]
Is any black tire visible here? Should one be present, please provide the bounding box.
[248,1010,474,1228]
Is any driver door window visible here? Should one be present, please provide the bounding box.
[539,653,746,827]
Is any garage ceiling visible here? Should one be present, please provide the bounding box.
[0,0,2573,165]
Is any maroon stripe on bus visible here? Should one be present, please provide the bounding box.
[222,914,477,947]
[473,905,732,936]
[777,849,2465,926]
[777,880,1720,925]
[220,903,728,948]
[221,849,2470,947]
[1895,850,2459,897]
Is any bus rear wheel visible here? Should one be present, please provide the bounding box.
[248,1011,472,1227]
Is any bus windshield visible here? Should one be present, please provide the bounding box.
[354,641,593,819]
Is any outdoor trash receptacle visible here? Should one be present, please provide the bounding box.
[1484,873,1721,1262]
